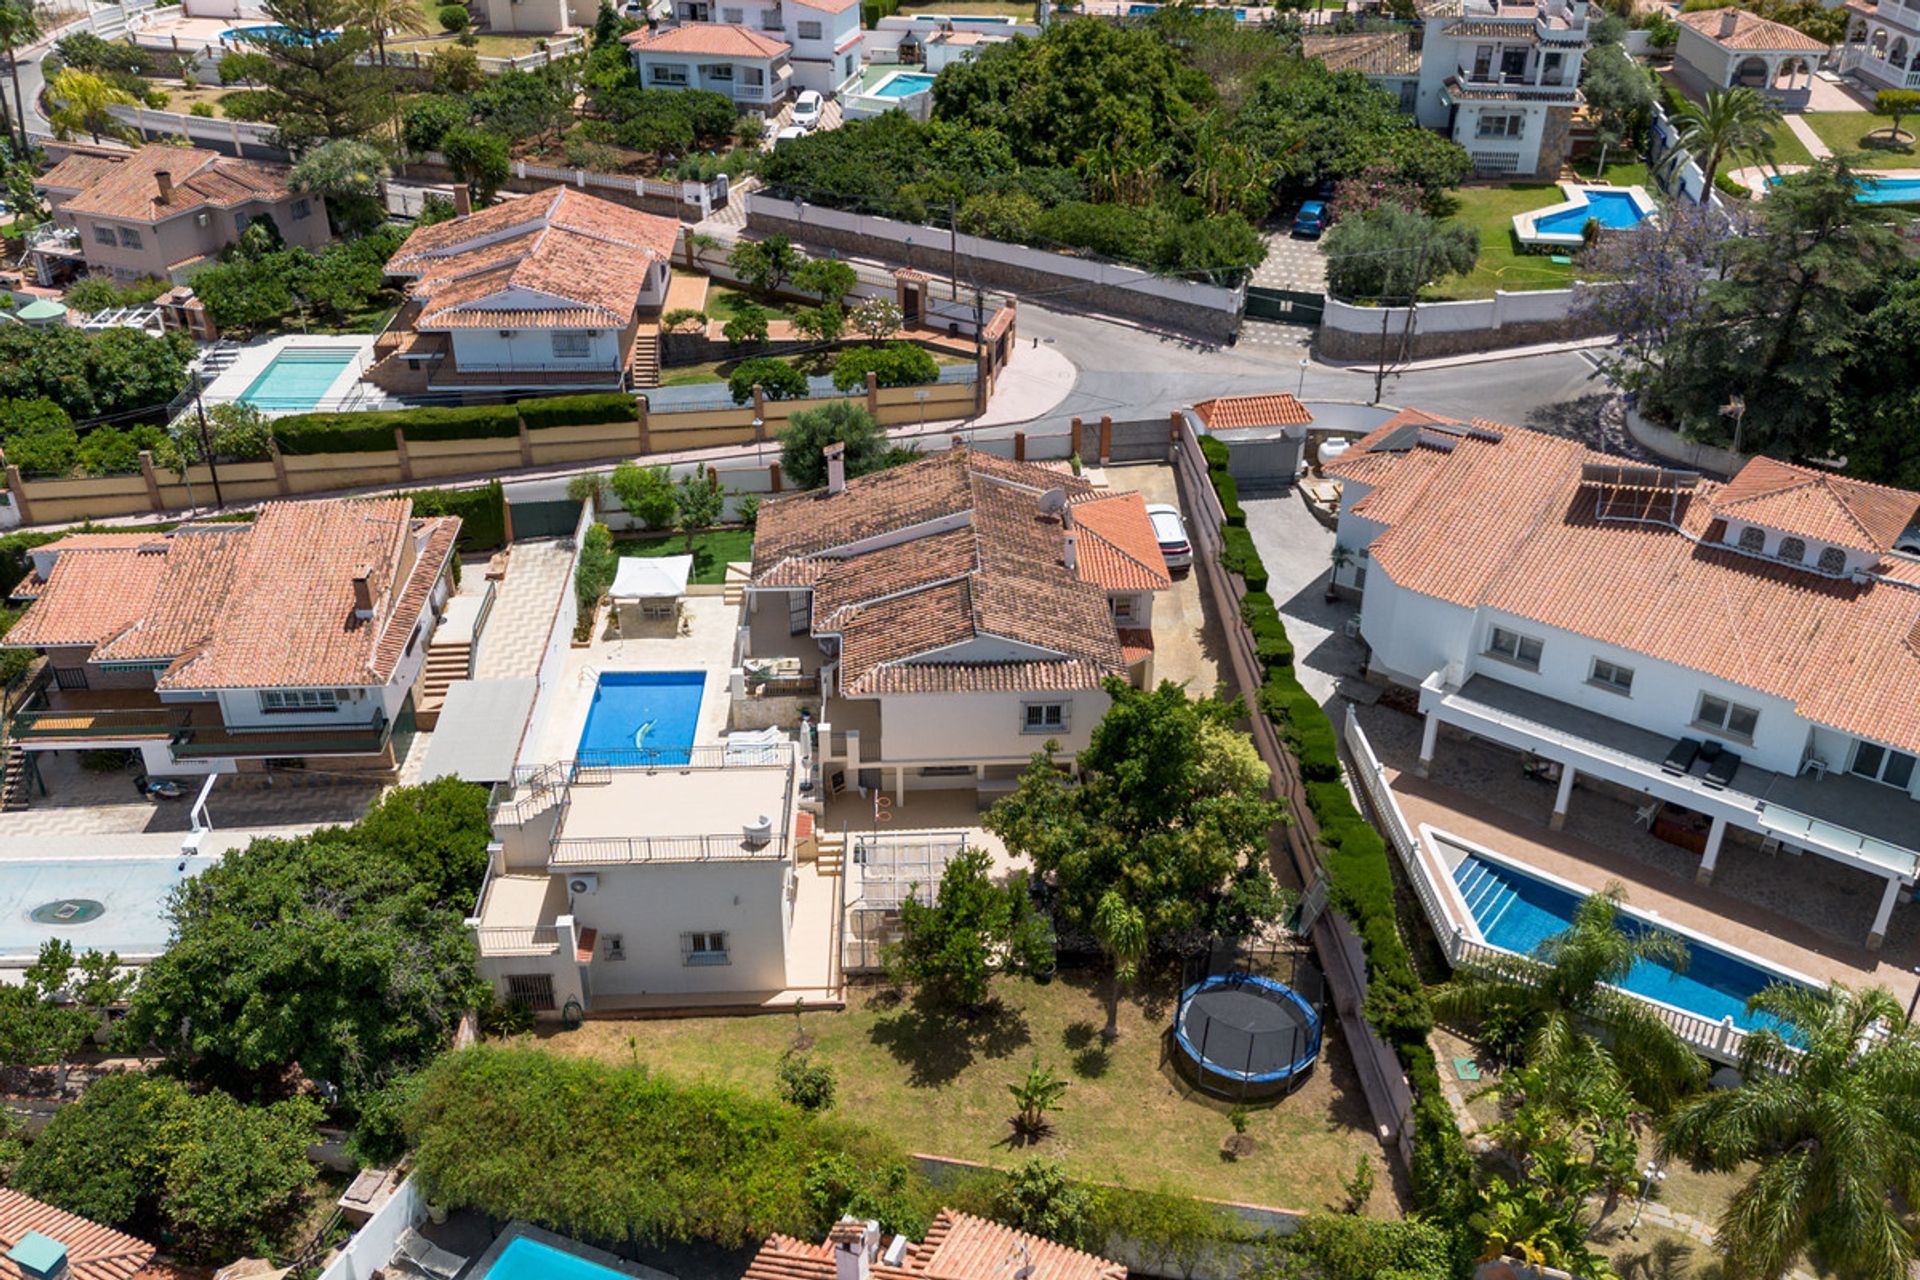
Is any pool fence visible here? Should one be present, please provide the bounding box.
[315,1174,425,1280]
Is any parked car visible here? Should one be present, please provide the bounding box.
[791,90,823,130]
[774,125,807,147]
[1145,503,1192,572]
[1293,200,1328,239]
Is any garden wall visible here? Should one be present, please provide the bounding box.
[745,193,1247,343]
[1623,404,1749,477]
[1317,288,1610,361]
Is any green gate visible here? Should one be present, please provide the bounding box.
[1245,287,1325,325]
[509,498,583,540]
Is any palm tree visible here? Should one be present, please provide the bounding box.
[45,69,139,145]
[347,0,429,67]
[1433,881,1707,1109]
[0,0,39,154]
[1660,983,1920,1280]
[1091,889,1146,1043]
[1665,86,1780,200]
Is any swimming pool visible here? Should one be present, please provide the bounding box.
[577,670,705,765]
[222,23,339,42]
[1768,173,1920,204]
[238,346,358,411]
[870,71,936,98]
[1451,850,1803,1032]
[1535,189,1648,234]
[0,857,210,961]
[483,1238,631,1280]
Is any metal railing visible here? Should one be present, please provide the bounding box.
[551,831,788,864]
[8,703,193,740]
[474,925,564,955]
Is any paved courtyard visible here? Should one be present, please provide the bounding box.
[1253,226,1329,293]
[1243,488,1363,706]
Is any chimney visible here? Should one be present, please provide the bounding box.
[829,1219,879,1280]
[824,441,847,494]
[1718,7,1737,36]
[453,182,472,216]
[155,169,173,204]
[8,1231,71,1280]
[351,564,376,618]
[1063,529,1078,572]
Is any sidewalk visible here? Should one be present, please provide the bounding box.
[1313,333,1615,372]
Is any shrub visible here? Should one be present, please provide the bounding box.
[576,522,616,612]
[775,1051,837,1112]
[403,94,470,154]
[404,481,507,552]
[438,2,469,29]
[0,399,81,477]
[1213,470,1244,526]
[729,356,809,405]
[189,102,215,117]
[517,392,638,430]
[1217,526,1267,592]
[830,342,940,392]
[76,424,171,476]
[273,405,518,454]
[608,462,675,528]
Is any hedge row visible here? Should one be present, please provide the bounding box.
[405,480,507,554]
[1197,436,1245,527]
[273,396,638,456]
[1201,439,1473,1235]
[517,392,639,431]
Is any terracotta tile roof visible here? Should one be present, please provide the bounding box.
[746,1212,1124,1280]
[43,144,295,223]
[387,188,678,332]
[789,0,860,14]
[1067,493,1172,592]
[1191,394,1312,431]
[6,500,458,692]
[575,927,598,964]
[0,1189,157,1280]
[1303,30,1422,75]
[1711,456,1918,554]
[1118,627,1154,665]
[6,533,178,604]
[1349,420,1920,755]
[1677,8,1828,49]
[622,22,791,55]
[753,450,1157,695]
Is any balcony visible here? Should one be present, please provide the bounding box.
[6,688,391,761]
[1417,671,1920,945]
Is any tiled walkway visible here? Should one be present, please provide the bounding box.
[1253,229,1328,293]
[474,541,578,682]
[1357,701,1920,993]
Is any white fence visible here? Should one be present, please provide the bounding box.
[1339,706,1764,1067]
[414,152,724,218]
[314,1175,424,1280]
[106,104,282,153]
[1321,286,1582,340]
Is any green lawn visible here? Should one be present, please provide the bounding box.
[387,32,557,57]
[1569,157,1652,187]
[707,284,797,325]
[1764,119,1817,167]
[1799,111,1919,168]
[1426,183,1579,301]
[536,969,1396,1213]
[617,527,755,582]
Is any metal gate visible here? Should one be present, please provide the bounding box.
[1244,287,1325,325]
[509,498,582,541]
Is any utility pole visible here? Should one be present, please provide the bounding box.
[947,195,960,302]
[192,382,225,509]
[1720,394,1747,456]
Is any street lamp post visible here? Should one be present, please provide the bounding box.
[1720,395,1747,456]
[1627,1160,1666,1236]
[1297,355,1310,398]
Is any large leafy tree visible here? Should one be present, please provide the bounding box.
[1575,198,1749,375]
[1580,22,1653,177]
[1323,204,1478,304]
[1834,264,1920,488]
[45,68,137,143]
[1432,881,1706,1109]
[1661,983,1920,1280]
[0,325,195,421]
[289,138,391,236]
[988,680,1287,948]
[777,401,892,490]
[244,0,386,146]
[891,847,1046,1007]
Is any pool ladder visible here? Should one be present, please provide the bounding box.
[1452,860,1520,936]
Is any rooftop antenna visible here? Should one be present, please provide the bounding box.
[1037,488,1068,517]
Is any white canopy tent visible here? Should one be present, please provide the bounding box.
[610,554,694,630]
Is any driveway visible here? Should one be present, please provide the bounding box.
[1106,461,1226,698]
[1252,227,1328,294]
[1242,488,1365,707]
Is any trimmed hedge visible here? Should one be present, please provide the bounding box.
[273,406,519,455]
[1196,435,1246,526]
[405,481,507,553]
[516,393,639,431]
[1199,444,1472,1237]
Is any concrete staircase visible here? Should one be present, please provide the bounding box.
[723,561,751,606]
[629,324,661,389]
[814,830,845,878]
[414,639,473,730]
[2,745,30,812]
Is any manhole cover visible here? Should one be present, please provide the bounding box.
[29,899,105,925]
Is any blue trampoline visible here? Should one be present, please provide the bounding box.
[1174,971,1323,1098]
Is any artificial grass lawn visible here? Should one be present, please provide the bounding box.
[1569,158,1652,188]
[538,969,1397,1213]
[617,527,755,583]
[1425,183,1579,301]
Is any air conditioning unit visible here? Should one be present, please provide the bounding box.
[499,329,517,339]
[568,873,599,895]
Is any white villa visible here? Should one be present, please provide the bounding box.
[1674,9,1826,109]
[623,23,797,107]
[1841,0,1920,90]
[745,445,1173,804]
[663,0,863,95]
[1326,413,1920,949]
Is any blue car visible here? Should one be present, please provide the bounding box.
[1293,200,1328,238]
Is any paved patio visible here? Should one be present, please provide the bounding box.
[1355,700,1920,995]
[474,540,580,682]
[1254,226,1329,293]
[1108,462,1226,697]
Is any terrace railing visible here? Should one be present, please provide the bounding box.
[473,925,564,956]
[550,832,789,864]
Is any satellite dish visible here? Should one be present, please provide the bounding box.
[1037,488,1068,516]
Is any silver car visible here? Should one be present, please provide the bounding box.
[1145,503,1192,571]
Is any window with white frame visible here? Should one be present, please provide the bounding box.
[259,688,342,713]
[1486,626,1543,670]
[1851,739,1917,790]
[683,931,729,964]
[117,226,143,249]
[1694,693,1759,740]
[761,7,782,26]
[650,63,689,84]
[706,61,734,80]
[797,18,821,36]
[1023,701,1068,733]
[722,6,743,18]
[551,331,592,359]
[1111,595,1138,624]
[1476,111,1524,138]
[93,225,117,247]
[744,65,764,85]
[1589,657,1633,694]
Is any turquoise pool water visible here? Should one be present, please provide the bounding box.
[1766,174,1920,204]
[1,857,209,960]
[578,670,705,764]
[1536,190,1650,235]
[239,347,357,411]
[482,1238,628,1280]
[223,23,338,42]
[872,71,936,98]
[1452,852,1801,1032]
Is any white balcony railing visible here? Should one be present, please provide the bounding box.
[474,925,564,955]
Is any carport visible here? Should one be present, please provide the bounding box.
[418,678,539,784]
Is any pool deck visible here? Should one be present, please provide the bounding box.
[1510,182,1655,248]
[1355,701,1920,998]
[200,333,380,415]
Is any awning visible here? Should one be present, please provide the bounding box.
[418,678,537,784]
[611,555,692,600]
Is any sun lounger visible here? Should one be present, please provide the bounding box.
[1703,748,1742,790]
[395,1228,468,1280]
[1661,737,1701,776]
